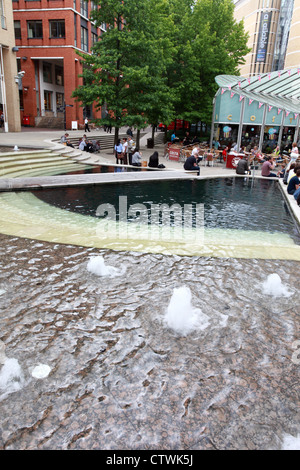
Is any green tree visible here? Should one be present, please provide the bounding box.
[181,0,250,124]
[73,0,175,147]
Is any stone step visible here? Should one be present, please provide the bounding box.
[0,154,70,166]
[0,157,74,175]
[3,162,87,179]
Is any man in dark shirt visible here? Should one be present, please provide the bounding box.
[184,155,200,175]
[236,156,249,175]
[287,168,300,194]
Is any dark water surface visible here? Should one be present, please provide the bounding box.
[32,178,300,244]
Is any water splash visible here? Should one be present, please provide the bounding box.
[281,433,300,450]
[262,273,292,298]
[0,357,24,400]
[165,286,210,336]
[87,255,123,277]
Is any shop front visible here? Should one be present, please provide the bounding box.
[211,69,300,154]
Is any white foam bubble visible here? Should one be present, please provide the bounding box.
[165,286,210,336]
[87,255,122,277]
[32,364,51,379]
[262,273,292,298]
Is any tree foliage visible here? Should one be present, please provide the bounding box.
[72,0,250,137]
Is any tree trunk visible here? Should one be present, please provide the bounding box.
[114,126,119,153]
[136,128,140,149]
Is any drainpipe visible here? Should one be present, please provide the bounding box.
[237,97,245,152]
[259,104,267,151]
[209,95,216,150]
[277,110,285,150]
[293,114,300,144]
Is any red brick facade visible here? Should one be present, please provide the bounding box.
[13,0,103,129]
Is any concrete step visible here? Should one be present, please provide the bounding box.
[4,163,88,179]
[0,157,75,176]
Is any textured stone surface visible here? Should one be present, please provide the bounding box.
[0,234,299,450]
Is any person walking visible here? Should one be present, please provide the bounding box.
[84,117,90,132]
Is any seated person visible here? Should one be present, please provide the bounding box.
[287,168,300,195]
[92,140,101,153]
[182,132,192,146]
[277,163,286,178]
[261,156,277,177]
[287,163,300,183]
[60,133,74,148]
[272,145,281,158]
[148,151,159,168]
[236,156,250,175]
[171,133,179,143]
[79,135,94,152]
[132,148,142,166]
[183,152,200,176]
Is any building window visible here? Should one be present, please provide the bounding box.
[43,62,52,83]
[91,32,98,47]
[55,66,64,86]
[44,91,52,111]
[81,26,88,51]
[14,20,21,40]
[27,20,43,39]
[80,0,88,17]
[49,20,65,38]
[56,92,64,110]
[0,0,6,30]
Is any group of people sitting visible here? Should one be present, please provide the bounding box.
[79,135,100,153]
[60,132,100,153]
[234,142,300,205]
[286,162,300,205]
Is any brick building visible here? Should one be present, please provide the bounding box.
[0,0,21,132]
[12,0,105,129]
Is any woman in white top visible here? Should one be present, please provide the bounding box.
[286,142,299,171]
[114,139,123,164]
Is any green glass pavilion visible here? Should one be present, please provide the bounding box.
[211,68,300,152]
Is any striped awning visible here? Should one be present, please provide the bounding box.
[215,68,300,114]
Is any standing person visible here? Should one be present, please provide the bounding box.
[122,137,128,164]
[286,142,299,171]
[126,127,133,137]
[222,146,228,162]
[127,135,135,165]
[261,156,277,177]
[114,139,123,164]
[84,117,90,132]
